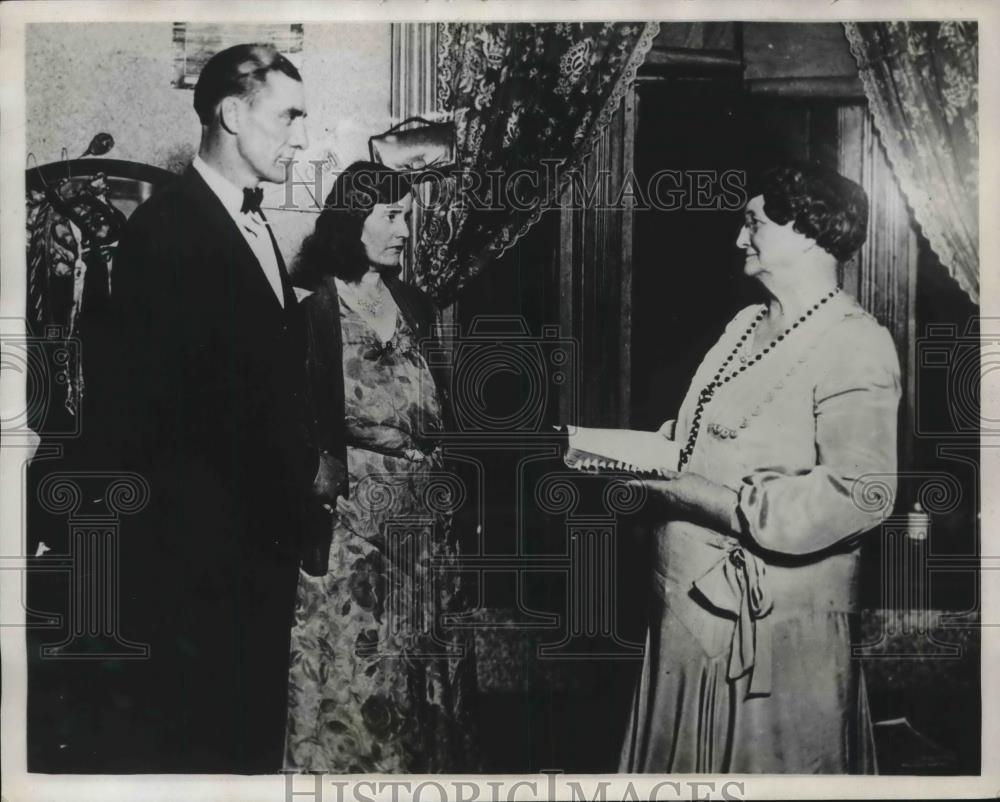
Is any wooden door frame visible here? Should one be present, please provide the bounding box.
[556,85,637,428]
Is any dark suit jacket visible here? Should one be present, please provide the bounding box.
[96,165,315,772]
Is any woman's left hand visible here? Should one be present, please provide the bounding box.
[626,471,741,536]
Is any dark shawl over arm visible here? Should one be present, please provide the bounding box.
[300,276,348,575]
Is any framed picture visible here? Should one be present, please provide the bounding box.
[171,22,304,89]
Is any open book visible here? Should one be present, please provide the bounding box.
[563,426,680,477]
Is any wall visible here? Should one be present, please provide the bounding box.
[25,22,393,258]
[743,22,859,81]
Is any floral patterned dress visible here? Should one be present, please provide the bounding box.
[285,299,478,773]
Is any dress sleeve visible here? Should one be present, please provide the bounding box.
[736,318,901,556]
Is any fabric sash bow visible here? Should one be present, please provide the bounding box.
[692,545,774,697]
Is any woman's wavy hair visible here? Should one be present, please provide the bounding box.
[292,160,412,288]
[749,163,869,262]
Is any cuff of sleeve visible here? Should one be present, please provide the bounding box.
[735,478,756,540]
[735,471,785,551]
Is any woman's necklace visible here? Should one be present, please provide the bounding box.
[341,276,387,318]
[357,282,386,318]
[677,288,840,469]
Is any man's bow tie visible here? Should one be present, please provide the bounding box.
[241,187,264,215]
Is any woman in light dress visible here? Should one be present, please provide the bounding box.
[620,164,900,773]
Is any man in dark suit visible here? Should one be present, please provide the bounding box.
[97,43,334,773]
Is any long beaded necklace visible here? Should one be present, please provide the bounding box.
[677,288,840,469]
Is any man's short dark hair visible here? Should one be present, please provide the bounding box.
[193,43,302,125]
[749,163,869,262]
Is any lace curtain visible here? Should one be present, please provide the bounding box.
[413,22,659,306]
[844,22,979,304]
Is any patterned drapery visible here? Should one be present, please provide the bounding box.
[844,22,979,304]
[414,22,659,306]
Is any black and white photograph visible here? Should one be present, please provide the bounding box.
[0,1,994,800]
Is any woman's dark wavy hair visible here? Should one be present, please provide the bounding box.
[748,163,869,262]
[292,161,412,289]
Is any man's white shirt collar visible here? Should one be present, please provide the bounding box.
[193,155,255,220]
[192,155,286,307]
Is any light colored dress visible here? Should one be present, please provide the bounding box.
[285,299,478,773]
[619,292,900,774]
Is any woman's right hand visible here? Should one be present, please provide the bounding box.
[348,422,435,463]
[626,470,740,536]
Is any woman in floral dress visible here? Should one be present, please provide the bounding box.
[285,162,478,773]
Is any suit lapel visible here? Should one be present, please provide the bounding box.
[181,167,289,318]
[261,212,298,312]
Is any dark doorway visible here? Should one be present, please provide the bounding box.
[630,77,756,431]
